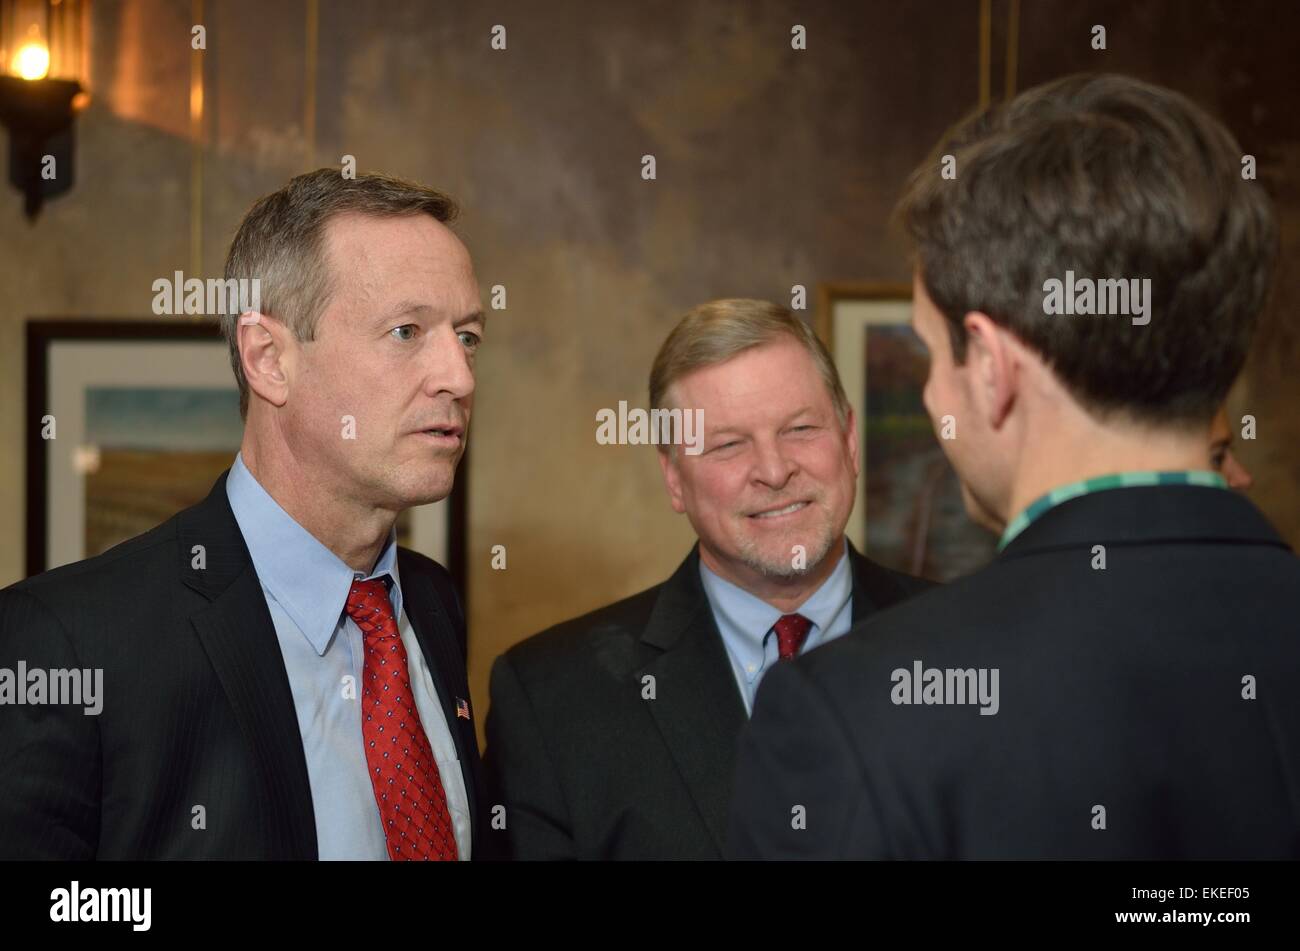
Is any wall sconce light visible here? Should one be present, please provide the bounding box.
[0,0,89,219]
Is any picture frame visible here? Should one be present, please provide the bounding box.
[815,285,997,582]
[24,320,466,597]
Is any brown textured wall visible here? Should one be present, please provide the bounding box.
[1,1,1295,742]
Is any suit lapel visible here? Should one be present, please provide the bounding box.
[848,542,909,623]
[634,542,915,853]
[399,555,480,838]
[180,472,317,860]
[637,548,747,855]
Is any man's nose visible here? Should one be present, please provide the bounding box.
[751,439,796,488]
[423,325,475,400]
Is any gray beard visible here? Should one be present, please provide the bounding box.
[735,518,838,580]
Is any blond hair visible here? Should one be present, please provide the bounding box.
[648,299,850,448]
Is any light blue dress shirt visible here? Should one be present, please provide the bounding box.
[225,452,471,860]
[699,539,854,715]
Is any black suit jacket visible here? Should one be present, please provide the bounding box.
[482,542,932,859]
[0,470,484,860]
[728,485,1300,859]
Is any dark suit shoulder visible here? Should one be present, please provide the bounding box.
[847,547,937,614]
[797,535,1300,746]
[806,556,1054,674]
[6,512,179,605]
[873,559,938,598]
[504,581,664,675]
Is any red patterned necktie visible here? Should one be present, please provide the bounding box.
[773,613,813,661]
[345,577,458,861]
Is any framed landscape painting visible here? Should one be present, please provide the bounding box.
[25,321,465,592]
[816,285,996,582]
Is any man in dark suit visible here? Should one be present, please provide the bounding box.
[483,299,931,859]
[728,73,1300,860]
[0,169,487,859]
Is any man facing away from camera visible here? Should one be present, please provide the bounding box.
[0,169,487,859]
[483,299,933,859]
[728,73,1300,860]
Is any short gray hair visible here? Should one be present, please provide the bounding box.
[221,168,459,419]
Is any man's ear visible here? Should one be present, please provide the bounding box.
[656,447,688,514]
[961,311,1016,430]
[238,311,293,410]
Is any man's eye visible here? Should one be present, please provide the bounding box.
[458,330,482,350]
[711,440,739,453]
[390,324,417,342]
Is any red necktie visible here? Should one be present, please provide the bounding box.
[773,613,813,660]
[345,578,458,861]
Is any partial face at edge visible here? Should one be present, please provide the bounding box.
[1210,407,1253,491]
[911,270,1008,533]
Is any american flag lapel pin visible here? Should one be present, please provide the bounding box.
[456,697,471,720]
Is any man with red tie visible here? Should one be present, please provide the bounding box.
[483,298,932,859]
[0,169,485,860]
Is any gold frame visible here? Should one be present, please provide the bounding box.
[814,281,912,351]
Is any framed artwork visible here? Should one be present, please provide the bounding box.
[815,285,996,582]
[24,320,466,595]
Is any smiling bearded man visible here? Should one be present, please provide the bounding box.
[482,297,933,860]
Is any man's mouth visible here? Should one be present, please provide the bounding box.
[414,425,464,444]
[748,500,811,520]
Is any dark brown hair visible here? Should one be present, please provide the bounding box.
[896,73,1277,424]
[221,168,459,419]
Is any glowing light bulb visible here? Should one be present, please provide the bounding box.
[13,41,50,80]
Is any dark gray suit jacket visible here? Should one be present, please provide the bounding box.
[482,542,932,859]
[728,486,1300,859]
[0,470,484,859]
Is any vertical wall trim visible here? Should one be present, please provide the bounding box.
[978,0,991,109]
[304,0,318,169]
[189,0,205,281]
